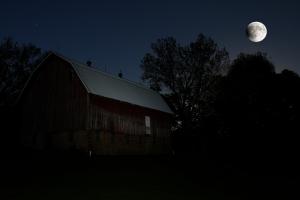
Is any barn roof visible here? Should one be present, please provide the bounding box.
[54,53,173,114]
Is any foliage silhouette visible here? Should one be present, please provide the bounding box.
[215,52,300,170]
[0,37,46,151]
[0,37,46,106]
[141,34,229,133]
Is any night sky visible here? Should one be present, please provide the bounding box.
[1,0,300,82]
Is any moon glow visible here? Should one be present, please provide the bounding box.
[246,22,267,42]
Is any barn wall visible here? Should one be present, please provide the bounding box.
[20,55,88,148]
[49,130,171,155]
[85,94,172,154]
[49,94,173,155]
[88,94,171,135]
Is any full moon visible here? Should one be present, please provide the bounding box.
[246,21,267,42]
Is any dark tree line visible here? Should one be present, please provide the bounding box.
[0,38,47,150]
[216,53,300,169]
[0,37,46,106]
[142,34,300,170]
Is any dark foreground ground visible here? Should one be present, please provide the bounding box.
[0,150,299,200]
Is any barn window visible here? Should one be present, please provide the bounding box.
[145,116,151,135]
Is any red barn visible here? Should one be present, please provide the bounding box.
[19,52,173,155]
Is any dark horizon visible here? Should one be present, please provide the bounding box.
[1,0,300,82]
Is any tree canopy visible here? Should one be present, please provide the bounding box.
[0,37,46,106]
[141,34,229,131]
[214,52,300,166]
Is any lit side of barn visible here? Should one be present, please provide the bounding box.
[19,53,173,155]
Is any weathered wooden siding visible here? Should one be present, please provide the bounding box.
[88,94,171,136]
[86,94,172,154]
[20,55,88,148]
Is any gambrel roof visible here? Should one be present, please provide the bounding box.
[48,53,173,114]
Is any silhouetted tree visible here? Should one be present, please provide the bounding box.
[0,37,46,106]
[274,69,300,167]
[215,52,300,170]
[215,53,276,161]
[141,34,229,133]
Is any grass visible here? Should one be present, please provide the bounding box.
[0,151,298,200]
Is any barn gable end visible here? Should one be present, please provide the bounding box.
[20,54,89,148]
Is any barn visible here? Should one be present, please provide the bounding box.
[18,52,173,155]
